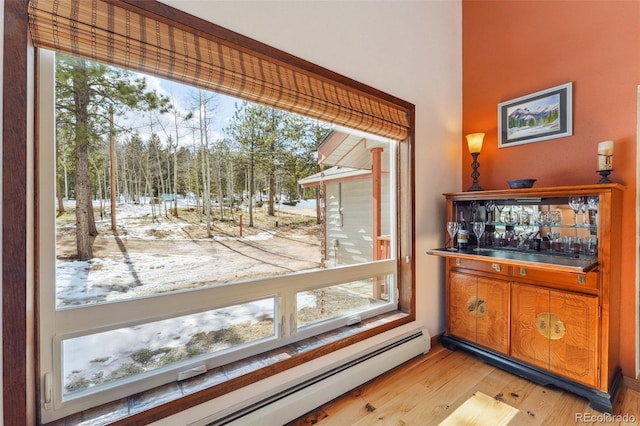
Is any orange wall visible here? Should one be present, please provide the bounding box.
[463,1,639,377]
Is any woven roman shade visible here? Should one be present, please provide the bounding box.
[27,0,410,140]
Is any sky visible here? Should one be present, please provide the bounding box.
[121,69,241,146]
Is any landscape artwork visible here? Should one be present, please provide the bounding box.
[498,82,572,148]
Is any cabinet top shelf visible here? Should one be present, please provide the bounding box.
[428,247,598,273]
[443,183,624,200]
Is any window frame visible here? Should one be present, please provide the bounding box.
[2,1,416,423]
[37,51,413,422]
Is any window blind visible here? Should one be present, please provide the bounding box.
[27,0,411,140]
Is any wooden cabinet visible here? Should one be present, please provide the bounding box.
[429,184,623,413]
[511,283,598,387]
[450,271,509,354]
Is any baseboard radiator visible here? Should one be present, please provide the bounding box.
[196,329,430,426]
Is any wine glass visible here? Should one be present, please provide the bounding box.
[446,221,458,251]
[580,202,588,226]
[568,196,584,227]
[495,204,505,223]
[472,221,485,251]
[485,200,495,223]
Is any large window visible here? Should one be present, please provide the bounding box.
[31,0,414,422]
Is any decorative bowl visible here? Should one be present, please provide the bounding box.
[507,179,536,189]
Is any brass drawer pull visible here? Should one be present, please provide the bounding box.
[466,296,487,318]
[536,312,566,340]
[492,263,501,272]
[577,275,586,285]
[455,258,461,266]
[519,267,527,276]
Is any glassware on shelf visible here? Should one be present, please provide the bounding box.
[504,227,517,247]
[503,210,518,226]
[495,204,505,223]
[571,237,582,255]
[547,231,561,252]
[446,221,459,251]
[587,195,599,226]
[485,200,495,223]
[470,201,479,221]
[472,221,485,251]
[585,236,598,256]
[536,211,548,226]
[568,196,584,227]
[580,202,588,226]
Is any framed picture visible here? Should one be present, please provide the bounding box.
[498,82,572,148]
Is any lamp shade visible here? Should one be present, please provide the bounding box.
[466,133,485,154]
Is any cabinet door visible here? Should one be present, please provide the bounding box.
[449,272,476,343]
[476,277,509,354]
[511,283,550,370]
[549,291,598,387]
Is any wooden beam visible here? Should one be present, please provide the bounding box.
[3,0,31,424]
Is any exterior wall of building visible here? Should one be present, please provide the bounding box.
[325,176,391,267]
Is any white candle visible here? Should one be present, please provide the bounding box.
[597,140,614,171]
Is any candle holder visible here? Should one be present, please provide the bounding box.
[597,169,613,184]
[468,152,483,191]
[596,142,613,183]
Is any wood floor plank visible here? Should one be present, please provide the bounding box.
[615,387,640,419]
[465,365,566,425]
[399,360,495,425]
[351,352,494,425]
[289,345,640,426]
[438,392,519,426]
[288,348,454,426]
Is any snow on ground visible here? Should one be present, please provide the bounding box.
[63,298,275,393]
[56,198,318,306]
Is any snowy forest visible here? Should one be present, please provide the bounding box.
[54,53,332,260]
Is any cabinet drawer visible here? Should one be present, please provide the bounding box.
[513,266,599,291]
[449,257,510,276]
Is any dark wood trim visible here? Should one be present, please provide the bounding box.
[3,0,30,424]
[408,105,416,315]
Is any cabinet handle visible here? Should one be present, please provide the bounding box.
[466,296,487,318]
[519,267,527,276]
[535,312,566,340]
[577,275,586,285]
[455,258,461,266]
[492,263,501,272]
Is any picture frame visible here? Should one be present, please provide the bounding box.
[498,82,572,148]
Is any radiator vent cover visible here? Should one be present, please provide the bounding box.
[193,329,430,426]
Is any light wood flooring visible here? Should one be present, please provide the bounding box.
[288,344,640,425]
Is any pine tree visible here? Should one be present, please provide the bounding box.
[55,53,166,260]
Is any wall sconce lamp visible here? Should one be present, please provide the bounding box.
[466,133,484,191]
